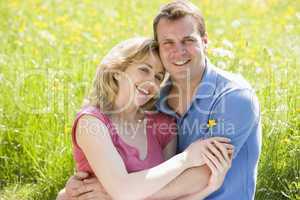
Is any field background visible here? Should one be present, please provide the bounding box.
[0,0,299,199]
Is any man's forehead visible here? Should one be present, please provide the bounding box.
[156,16,199,40]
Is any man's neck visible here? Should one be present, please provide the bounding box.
[168,65,206,116]
[171,65,205,97]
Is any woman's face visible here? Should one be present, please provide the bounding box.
[115,53,165,110]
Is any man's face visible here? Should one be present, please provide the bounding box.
[156,15,207,81]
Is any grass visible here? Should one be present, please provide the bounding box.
[0,0,299,199]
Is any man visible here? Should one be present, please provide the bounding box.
[57,0,261,199]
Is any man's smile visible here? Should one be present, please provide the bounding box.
[172,59,191,67]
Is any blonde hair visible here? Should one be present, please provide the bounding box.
[85,37,162,113]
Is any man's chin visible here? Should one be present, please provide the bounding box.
[170,70,191,80]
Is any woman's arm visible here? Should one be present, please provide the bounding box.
[147,138,233,200]
[146,166,210,200]
[151,137,209,200]
[163,137,177,161]
[76,115,204,200]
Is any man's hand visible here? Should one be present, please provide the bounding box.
[185,137,233,167]
[65,171,89,198]
[203,140,233,193]
[65,171,111,200]
[77,178,111,200]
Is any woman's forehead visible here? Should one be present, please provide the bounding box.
[144,54,164,72]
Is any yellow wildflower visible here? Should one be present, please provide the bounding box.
[207,119,217,128]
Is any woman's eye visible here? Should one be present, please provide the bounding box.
[155,75,163,82]
[139,67,150,73]
[163,41,174,46]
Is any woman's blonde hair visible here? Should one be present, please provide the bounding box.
[85,37,162,113]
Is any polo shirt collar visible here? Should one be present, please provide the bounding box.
[156,58,218,114]
[194,58,218,99]
[156,78,175,116]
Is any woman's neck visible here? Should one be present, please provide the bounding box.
[112,104,144,123]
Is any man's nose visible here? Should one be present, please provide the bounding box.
[172,42,187,55]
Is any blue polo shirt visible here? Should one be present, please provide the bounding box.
[156,59,262,200]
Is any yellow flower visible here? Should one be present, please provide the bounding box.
[64,124,69,135]
[55,15,69,25]
[207,119,217,128]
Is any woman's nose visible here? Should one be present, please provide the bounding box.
[140,80,159,95]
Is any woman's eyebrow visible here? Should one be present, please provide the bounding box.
[142,63,164,74]
[143,63,153,69]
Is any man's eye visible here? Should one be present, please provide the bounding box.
[185,38,195,43]
[163,41,173,46]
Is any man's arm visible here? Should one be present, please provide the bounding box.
[208,89,261,158]
[150,89,260,200]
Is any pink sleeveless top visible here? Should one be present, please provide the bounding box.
[72,106,177,174]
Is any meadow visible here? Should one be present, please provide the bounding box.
[0,0,299,199]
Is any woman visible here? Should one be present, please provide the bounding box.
[57,37,233,200]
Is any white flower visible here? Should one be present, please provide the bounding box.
[0,54,6,64]
[215,28,224,35]
[296,12,300,20]
[212,48,235,59]
[276,104,288,112]
[255,67,263,74]
[285,24,294,31]
[222,39,234,49]
[39,30,56,45]
[0,124,6,130]
[37,15,44,21]
[216,61,227,69]
[270,64,278,69]
[266,48,274,58]
[231,20,241,28]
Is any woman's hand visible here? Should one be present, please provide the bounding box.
[203,140,233,193]
[185,137,233,168]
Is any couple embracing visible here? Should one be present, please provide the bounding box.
[57,1,261,199]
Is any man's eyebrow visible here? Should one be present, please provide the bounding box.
[183,35,196,39]
[160,38,173,42]
[163,38,173,40]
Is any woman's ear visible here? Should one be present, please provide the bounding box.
[113,73,121,81]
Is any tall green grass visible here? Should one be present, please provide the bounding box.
[0,0,299,199]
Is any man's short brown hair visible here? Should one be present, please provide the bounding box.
[153,0,206,41]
